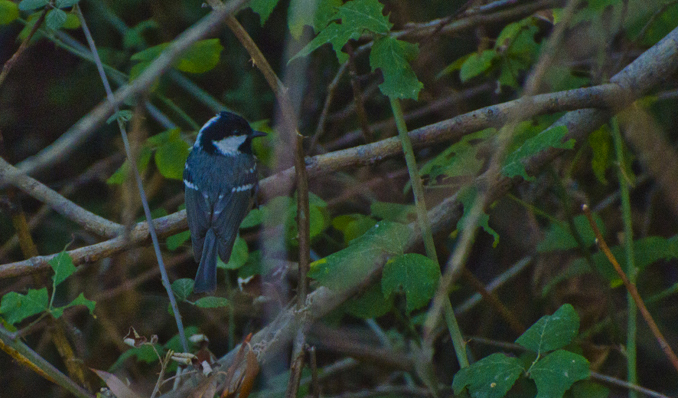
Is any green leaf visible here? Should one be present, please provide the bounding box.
[171,278,194,301]
[369,36,423,100]
[291,0,392,64]
[165,326,199,351]
[106,110,134,125]
[313,0,342,32]
[18,0,48,11]
[343,283,393,319]
[155,140,190,180]
[502,125,574,180]
[516,304,579,355]
[241,208,264,228]
[570,380,610,398]
[382,253,440,313]
[218,236,249,270]
[166,231,191,251]
[50,251,76,287]
[110,344,162,371]
[588,124,612,184]
[436,53,471,79]
[309,221,412,291]
[452,353,524,398]
[250,0,280,25]
[530,350,590,398]
[457,186,500,247]
[332,214,378,244]
[51,293,95,318]
[45,8,67,30]
[537,214,606,253]
[419,128,494,184]
[370,202,416,224]
[106,146,152,185]
[288,0,337,39]
[0,288,49,325]
[55,0,80,7]
[195,296,230,308]
[0,0,19,25]
[569,235,678,282]
[175,39,223,74]
[61,12,80,29]
[460,50,496,82]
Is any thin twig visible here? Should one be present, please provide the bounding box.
[582,204,678,373]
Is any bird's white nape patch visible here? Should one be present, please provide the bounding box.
[194,115,221,148]
[214,135,248,156]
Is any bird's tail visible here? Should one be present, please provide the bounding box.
[194,229,218,294]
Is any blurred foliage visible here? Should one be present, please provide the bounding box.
[1,0,678,396]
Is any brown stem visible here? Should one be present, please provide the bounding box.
[582,204,678,373]
[346,45,373,143]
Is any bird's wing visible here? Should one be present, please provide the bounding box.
[185,186,212,262]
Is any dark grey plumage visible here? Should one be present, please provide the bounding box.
[184,112,264,294]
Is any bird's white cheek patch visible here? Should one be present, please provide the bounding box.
[214,135,247,156]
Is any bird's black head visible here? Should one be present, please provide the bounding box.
[195,111,266,156]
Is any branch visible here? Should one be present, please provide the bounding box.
[0,157,122,238]
[159,24,678,398]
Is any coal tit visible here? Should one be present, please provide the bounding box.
[184,111,266,294]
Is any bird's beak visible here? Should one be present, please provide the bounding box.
[252,131,267,138]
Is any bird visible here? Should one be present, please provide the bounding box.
[183,111,266,294]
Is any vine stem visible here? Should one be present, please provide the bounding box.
[390,97,469,371]
[611,116,638,395]
[582,204,678,373]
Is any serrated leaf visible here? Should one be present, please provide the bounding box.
[166,230,191,251]
[570,380,610,398]
[175,38,223,74]
[290,0,392,64]
[420,128,494,184]
[0,0,19,25]
[56,0,80,7]
[195,296,230,308]
[45,8,67,30]
[50,251,76,287]
[369,36,423,100]
[516,304,579,355]
[530,350,590,398]
[436,53,472,79]
[343,282,393,319]
[0,288,48,325]
[51,293,95,319]
[288,0,317,39]
[218,236,249,270]
[309,221,412,291]
[502,125,573,180]
[382,253,440,313]
[250,0,280,25]
[537,214,606,253]
[313,0,342,32]
[588,124,612,184]
[460,50,496,82]
[155,140,190,180]
[452,353,524,398]
[18,0,48,11]
[172,279,194,301]
[457,186,500,247]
